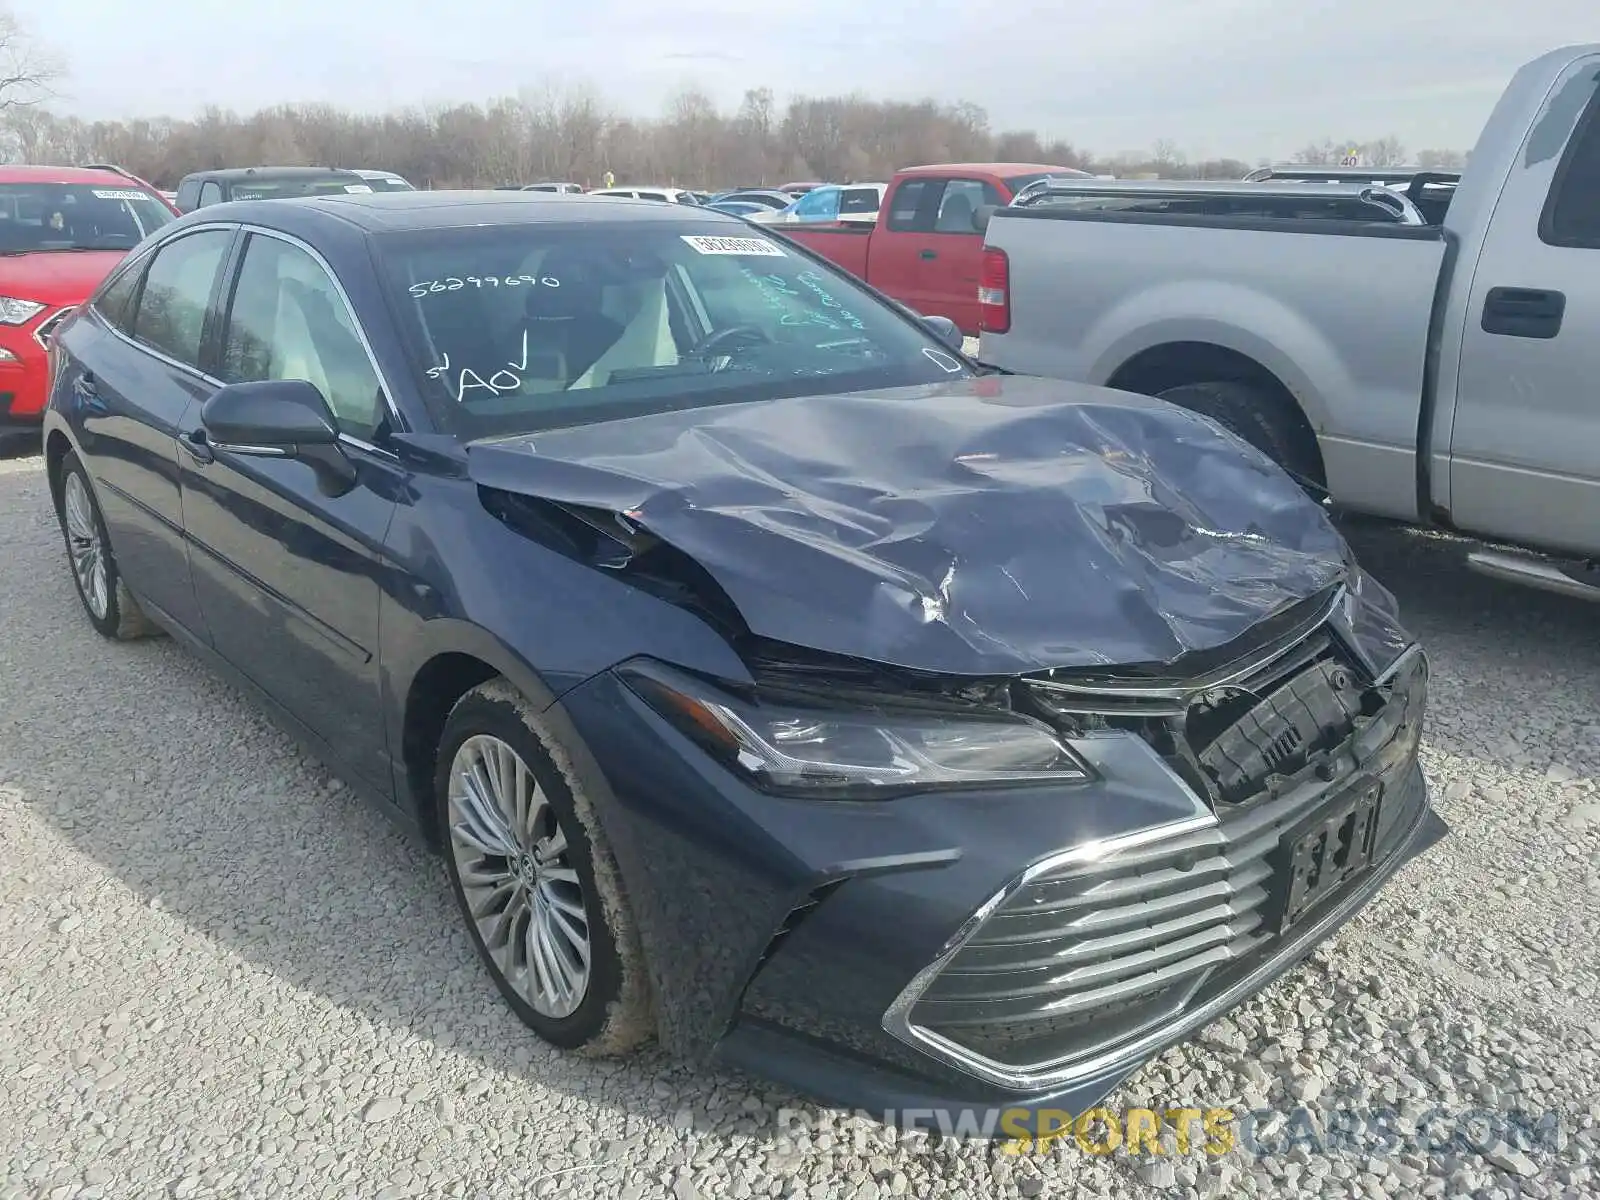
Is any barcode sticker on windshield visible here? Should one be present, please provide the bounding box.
[680,235,785,257]
[91,189,147,201]
[344,184,374,193]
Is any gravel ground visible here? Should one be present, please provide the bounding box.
[2,442,1598,1200]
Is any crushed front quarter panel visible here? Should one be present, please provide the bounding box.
[465,375,1350,676]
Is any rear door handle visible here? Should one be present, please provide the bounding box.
[1481,287,1566,339]
[177,427,214,465]
[919,248,938,260]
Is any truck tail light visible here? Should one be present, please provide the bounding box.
[979,247,1010,334]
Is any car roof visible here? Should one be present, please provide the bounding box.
[181,166,363,182]
[0,164,151,186]
[183,190,743,233]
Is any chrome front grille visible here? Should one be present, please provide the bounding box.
[906,643,1427,1076]
[34,306,74,348]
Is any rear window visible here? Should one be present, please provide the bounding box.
[0,182,174,253]
[228,176,371,202]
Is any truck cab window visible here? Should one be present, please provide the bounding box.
[886,181,934,231]
[1541,83,1600,248]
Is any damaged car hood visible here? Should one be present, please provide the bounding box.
[465,376,1351,676]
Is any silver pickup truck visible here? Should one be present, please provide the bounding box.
[978,44,1600,601]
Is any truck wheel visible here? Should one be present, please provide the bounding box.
[1156,380,1322,491]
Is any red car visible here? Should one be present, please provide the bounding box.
[0,165,178,448]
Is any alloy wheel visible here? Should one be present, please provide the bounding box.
[63,472,109,620]
[446,733,592,1018]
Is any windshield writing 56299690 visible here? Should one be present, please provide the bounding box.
[409,274,561,298]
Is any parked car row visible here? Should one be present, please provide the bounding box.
[32,162,1441,1130]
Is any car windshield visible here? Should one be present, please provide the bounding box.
[377,221,971,439]
[229,176,370,201]
[0,182,174,253]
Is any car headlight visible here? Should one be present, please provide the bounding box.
[0,297,45,325]
[620,660,1092,798]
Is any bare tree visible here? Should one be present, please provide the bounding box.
[0,9,61,116]
[0,67,1470,193]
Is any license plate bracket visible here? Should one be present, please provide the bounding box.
[1266,780,1384,935]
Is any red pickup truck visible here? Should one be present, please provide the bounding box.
[776,162,1086,335]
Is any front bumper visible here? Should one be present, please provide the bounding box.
[556,631,1442,1127]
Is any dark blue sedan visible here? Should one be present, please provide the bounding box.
[41,191,1442,1129]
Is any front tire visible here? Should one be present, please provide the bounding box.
[435,680,652,1055]
[54,450,160,641]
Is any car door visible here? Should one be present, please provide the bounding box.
[55,226,235,635]
[1447,59,1600,556]
[873,179,942,313]
[177,228,402,790]
[915,177,1006,335]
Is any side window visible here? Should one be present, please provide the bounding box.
[174,178,201,212]
[1541,81,1600,249]
[131,229,233,368]
[94,256,147,335]
[886,180,935,231]
[197,181,224,208]
[934,179,1004,233]
[840,188,881,216]
[636,192,667,202]
[794,189,838,219]
[220,233,386,440]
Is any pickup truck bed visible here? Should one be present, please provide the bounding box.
[979,43,1600,595]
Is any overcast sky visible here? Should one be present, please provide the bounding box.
[28,1,1600,161]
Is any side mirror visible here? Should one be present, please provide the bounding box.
[200,379,356,496]
[920,314,965,352]
[202,378,340,449]
[972,204,998,233]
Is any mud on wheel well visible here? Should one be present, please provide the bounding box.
[401,652,500,844]
[1106,341,1327,487]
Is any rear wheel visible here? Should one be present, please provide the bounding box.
[54,451,160,640]
[1156,380,1323,492]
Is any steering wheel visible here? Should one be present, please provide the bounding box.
[687,324,771,359]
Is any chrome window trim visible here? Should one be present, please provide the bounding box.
[880,762,1432,1092]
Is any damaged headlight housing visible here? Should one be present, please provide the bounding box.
[620,660,1092,798]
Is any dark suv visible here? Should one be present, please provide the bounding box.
[173,167,372,213]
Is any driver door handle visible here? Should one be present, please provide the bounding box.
[919,248,939,260]
[178,427,214,465]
